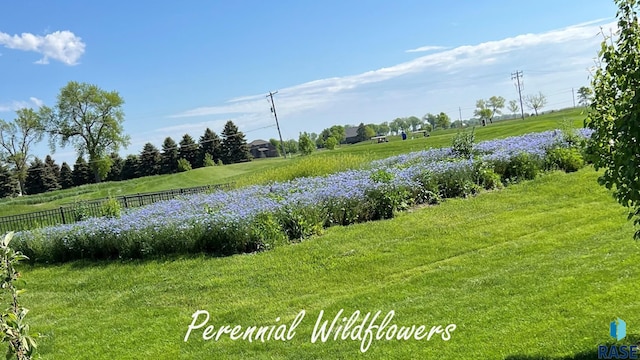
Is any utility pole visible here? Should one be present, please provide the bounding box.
[459,107,462,122]
[572,88,576,107]
[511,71,525,120]
[267,91,287,159]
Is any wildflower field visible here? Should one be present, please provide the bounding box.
[12,128,591,263]
[6,109,640,359]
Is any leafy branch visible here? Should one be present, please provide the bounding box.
[0,232,37,360]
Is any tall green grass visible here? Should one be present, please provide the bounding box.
[236,153,373,186]
[15,168,640,359]
[0,107,587,217]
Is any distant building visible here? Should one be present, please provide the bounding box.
[344,126,359,144]
[249,139,279,158]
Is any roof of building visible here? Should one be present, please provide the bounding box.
[345,126,359,138]
[249,139,270,147]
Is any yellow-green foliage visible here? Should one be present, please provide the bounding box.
[237,153,372,186]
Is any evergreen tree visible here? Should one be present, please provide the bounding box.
[59,162,74,189]
[121,154,140,180]
[72,157,92,187]
[139,142,162,176]
[42,155,61,192]
[24,157,46,195]
[198,128,222,167]
[356,123,367,142]
[179,134,199,168]
[221,121,251,164]
[106,153,124,181]
[0,165,18,198]
[161,137,179,174]
[44,155,60,180]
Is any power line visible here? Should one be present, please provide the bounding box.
[511,71,525,120]
[266,91,287,159]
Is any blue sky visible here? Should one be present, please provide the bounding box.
[0,1,619,165]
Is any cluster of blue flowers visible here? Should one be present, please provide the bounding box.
[13,129,593,262]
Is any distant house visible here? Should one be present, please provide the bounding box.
[249,139,279,158]
[344,126,359,144]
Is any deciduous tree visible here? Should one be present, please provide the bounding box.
[586,0,640,239]
[298,132,315,155]
[508,100,520,115]
[475,100,492,126]
[577,86,594,107]
[524,92,547,116]
[408,116,423,131]
[41,81,130,183]
[435,112,451,129]
[0,108,45,195]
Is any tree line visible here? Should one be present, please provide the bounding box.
[0,81,252,198]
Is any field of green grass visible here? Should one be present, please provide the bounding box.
[0,107,587,217]
[3,105,639,358]
[18,168,640,359]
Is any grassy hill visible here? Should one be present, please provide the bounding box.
[0,107,587,217]
[18,168,640,359]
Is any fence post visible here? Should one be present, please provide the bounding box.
[123,195,129,208]
[60,207,67,224]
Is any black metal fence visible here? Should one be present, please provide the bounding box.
[0,183,233,234]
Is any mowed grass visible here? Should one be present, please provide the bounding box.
[18,167,640,359]
[0,107,587,217]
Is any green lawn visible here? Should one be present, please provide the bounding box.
[17,167,640,359]
[0,107,587,218]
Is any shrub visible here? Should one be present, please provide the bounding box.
[194,219,247,256]
[73,202,89,222]
[492,152,541,184]
[545,147,585,173]
[474,162,503,190]
[412,172,441,205]
[100,197,122,218]
[216,159,224,166]
[432,163,480,198]
[451,127,475,159]
[203,153,215,167]
[249,213,287,251]
[323,198,371,226]
[325,136,338,150]
[177,158,192,172]
[366,170,412,219]
[275,205,324,241]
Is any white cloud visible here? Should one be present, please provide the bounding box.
[172,19,612,121]
[29,97,43,107]
[163,18,615,142]
[405,45,447,53]
[0,97,44,112]
[0,30,85,65]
